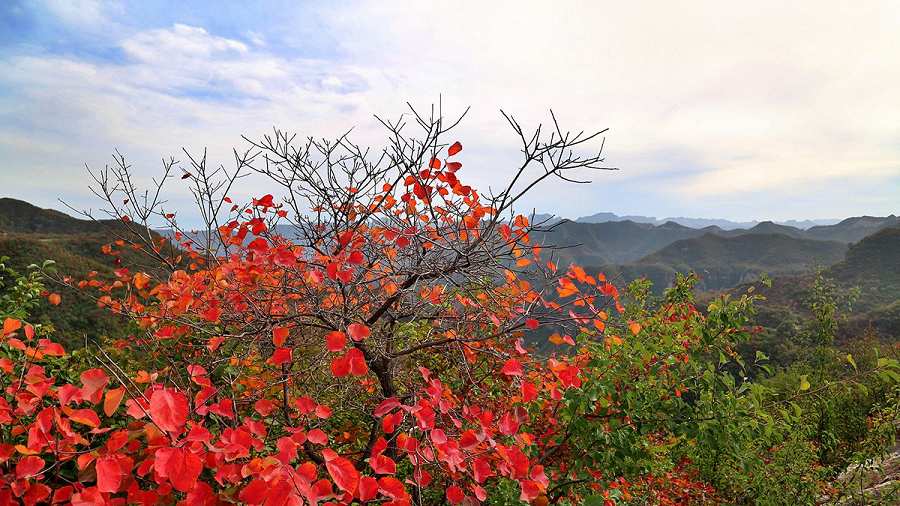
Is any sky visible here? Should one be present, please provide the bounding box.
[1,0,899,223]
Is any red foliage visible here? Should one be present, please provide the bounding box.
[0,133,648,505]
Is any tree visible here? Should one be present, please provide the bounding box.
[2,106,626,504]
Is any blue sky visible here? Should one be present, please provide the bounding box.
[1,0,899,223]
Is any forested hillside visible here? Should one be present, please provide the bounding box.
[0,198,174,346]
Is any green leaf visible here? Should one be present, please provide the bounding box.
[799,375,810,391]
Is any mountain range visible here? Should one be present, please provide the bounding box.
[2,197,898,342]
[569,212,841,230]
[534,214,899,266]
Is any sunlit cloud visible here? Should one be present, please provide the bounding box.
[1,0,898,221]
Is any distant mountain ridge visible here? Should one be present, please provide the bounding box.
[572,211,841,230]
[533,214,897,266]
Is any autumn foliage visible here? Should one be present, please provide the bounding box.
[3,108,896,505]
[0,109,628,505]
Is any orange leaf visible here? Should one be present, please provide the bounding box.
[104,387,126,417]
[3,318,22,335]
[68,408,101,428]
[132,272,151,290]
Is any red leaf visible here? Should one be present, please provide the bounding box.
[347,323,370,341]
[270,347,292,365]
[272,326,289,347]
[80,368,109,403]
[323,449,360,494]
[359,476,378,501]
[307,429,328,445]
[370,454,396,475]
[149,388,189,433]
[501,358,523,377]
[348,250,364,265]
[373,397,400,417]
[473,457,494,483]
[525,318,540,330]
[105,430,129,453]
[239,479,268,504]
[460,430,480,449]
[254,399,277,417]
[155,447,202,493]
[331,354,350,377]
[383,412,402,433]
[24,483,51,504]
[499,411,520,436]
[95,456,123,493]
[446,485,465,504]
[315,404,333,419]
[448,141,463,156]
[247,237,268,253]
[325,331,347,352]
[521,381,538,402]
[519,480,542,502]
[430,428,448,445]
[378,476,408,499]
[16,456,44,479]
[347,348,368,376]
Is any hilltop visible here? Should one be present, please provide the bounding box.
[632,233,847,291]
[0,197,118,234]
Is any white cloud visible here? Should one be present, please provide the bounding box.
[38,0,113,29]
[2,0,899,221]
[121,24,248,62]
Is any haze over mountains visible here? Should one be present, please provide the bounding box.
[571,212,840,230]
